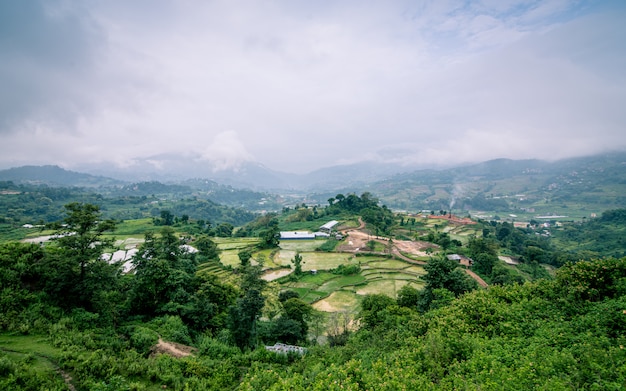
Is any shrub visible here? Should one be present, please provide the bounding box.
[130,327,159,356]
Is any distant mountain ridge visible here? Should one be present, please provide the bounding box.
[2,152,626,210]
[0,165,124,187]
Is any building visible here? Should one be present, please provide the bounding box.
[447,254,473,267]
[280,231,316,240]
[319,220,339,233]
[265,343,307,355]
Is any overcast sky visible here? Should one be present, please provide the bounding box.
[1,0,625,174]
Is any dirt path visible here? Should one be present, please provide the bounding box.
[464,269,489,288]
[0,347,76,390]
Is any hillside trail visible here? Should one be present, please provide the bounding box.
[464,269,489,288]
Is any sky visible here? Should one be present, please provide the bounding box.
[1,0,625,174]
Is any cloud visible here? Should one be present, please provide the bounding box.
[0,1,105,133]
[0,0,624,174]
[199,131,254,172]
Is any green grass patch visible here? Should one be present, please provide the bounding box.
[313,291,360,312]
[404,265,427,275]
[295,271,337,285]
[300,290,328,303]
[219,249,242,267]
[318,275,366,292]
[366,259,411,269]
[356,278,422,298]
[274,251,356,271]
[279,240,322,252]
[110,218,155,236]
[215,237,260,250]
[0,225,39,242]
[0,334,61,358]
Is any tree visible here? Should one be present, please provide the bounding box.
[291,252,304,276]
[159,210,174,226]
[424,255,476,294]
[238,249,252,267]
[468,237,499,275]
[279,290,300,303]
[130,228,197,316]
[45,203,117,310]
[359,293,396,329]
[194,235,220,261]
[397,285,420,308]
[216,222,234,237]
[282,297,312,339]
[259,224,279,249]
[183,273,238,332]
[228,263,267,350]
[56,203,115,281]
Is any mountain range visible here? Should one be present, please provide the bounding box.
[1,151,625,218]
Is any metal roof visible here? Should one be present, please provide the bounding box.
[280,231,316,240]
[320,220,339,230]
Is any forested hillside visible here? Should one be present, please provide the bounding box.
[0,181,257,239]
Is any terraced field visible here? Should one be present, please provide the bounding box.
[274,246,427,314]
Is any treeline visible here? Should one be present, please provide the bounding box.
[0,182,256,234]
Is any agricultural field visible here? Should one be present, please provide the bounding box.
[275,249,427,314]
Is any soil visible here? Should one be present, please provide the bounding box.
[150,338,196,358]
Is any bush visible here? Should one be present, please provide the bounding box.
[130,327,159,356]
[151,316,192,345]
[332,263,361,276]
[197,335,239,359]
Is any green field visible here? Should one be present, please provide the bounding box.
[279,240,323,252]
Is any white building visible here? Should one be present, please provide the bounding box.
[319,220,339,233]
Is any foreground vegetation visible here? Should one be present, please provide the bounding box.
[2,252,625,389]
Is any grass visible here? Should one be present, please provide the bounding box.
[215,237,260,250]
[313,291,360,312]
[108,218,155,236]
[274,250,356,271]
[365,259,411,269]
[0,334,62,374]
[279,240,324,252]
[219,250,243,267]
[317,275,366,293]
[356,278,424,297]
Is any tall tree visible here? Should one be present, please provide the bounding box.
[45,203,118,310]
[130,227,197,316]
[228,264,266,351]
[291,252,304,276]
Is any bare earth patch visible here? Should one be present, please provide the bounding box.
[150,338,196,358]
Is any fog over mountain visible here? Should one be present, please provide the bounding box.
[1,1,625,174]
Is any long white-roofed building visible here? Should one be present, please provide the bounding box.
[319,220,339,233]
